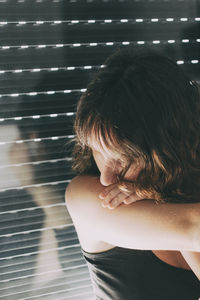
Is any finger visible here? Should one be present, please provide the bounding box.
[123,192,142,204]
[117,182,134,196]
[102,188,121,206]
[107,193,122,209]
[108,192,130,209]
[99,183,118,199]
[123,197,135,204]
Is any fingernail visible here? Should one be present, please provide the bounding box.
[99,193,105,199]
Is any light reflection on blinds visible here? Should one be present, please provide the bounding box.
[0,0,199,299]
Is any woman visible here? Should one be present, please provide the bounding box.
[65,47,200,299]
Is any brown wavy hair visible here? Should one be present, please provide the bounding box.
[70,47,200,204]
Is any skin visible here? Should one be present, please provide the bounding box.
[88,135,200,280]
[89,135,143,208]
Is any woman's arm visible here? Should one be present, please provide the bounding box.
[65,175,200,252]
[98,182,200,279]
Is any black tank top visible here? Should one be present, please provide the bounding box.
[81,246,200,300]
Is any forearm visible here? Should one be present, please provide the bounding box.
[102,200,200,251]
[181,251,200,280]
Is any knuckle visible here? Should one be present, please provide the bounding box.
[124,197,133,204]
[107,190,117,199]
[112,196,119,205]
[102,192,114,204]
[111,200,117,207]
[99,187,112,198]
[106,194,120,208]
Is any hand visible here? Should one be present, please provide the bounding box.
[99,182,144,209]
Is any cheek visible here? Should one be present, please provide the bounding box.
[92,153,104,171]
[93,153,117,173]
[95,160,103,172]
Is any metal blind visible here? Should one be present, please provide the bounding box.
[0,1,199,299]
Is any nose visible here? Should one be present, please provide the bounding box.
[100,165,119,186]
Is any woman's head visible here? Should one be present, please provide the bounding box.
[72,46,200,203]
[86,131,143,186]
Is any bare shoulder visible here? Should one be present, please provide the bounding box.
[66,175,102,200]
[65,174,114,227]
[65,174,152,250]
[65,175,114,251]
[66,175,118,252]
[65,175,103,215]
